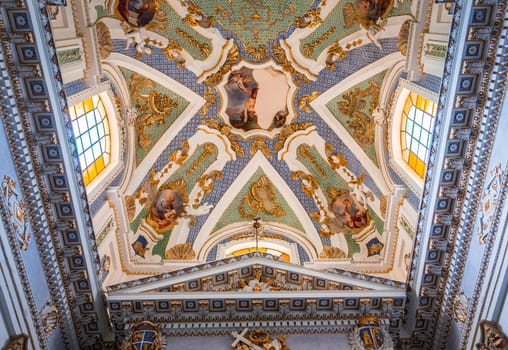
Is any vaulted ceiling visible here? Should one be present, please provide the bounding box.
[60,0,439,286]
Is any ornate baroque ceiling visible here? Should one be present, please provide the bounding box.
[68,0,429,284]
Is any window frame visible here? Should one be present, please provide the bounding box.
[67,83,122,202]
[389,80,438,194]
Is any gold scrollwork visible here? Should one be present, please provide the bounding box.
[202,118,244,156]
[272,42,311,85]
[200,87,217,117]
[239,175,286,218]
[194,170,222,208]
[250,137,272,159]
[162,40,186,68]
[244,43,268,61]
[176,27,210,58]
[295,8,323,28]
[325,143,348,170]
[183,1,215,28]
[166,242,196,260]
[274,121,314,151]
[298,144,326,177]
[303,27,335,57]
[298,91,319,113]
[204,42,240,86]
[337,80,380,147]
[320,245,346,258]
[129,73,179,149]
[186,143,215,175]
[96,22,113,60]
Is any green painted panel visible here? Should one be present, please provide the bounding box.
[195,0,314,47]
[156,3,212,60]
[120,68,190,166]
[326,70,387,165]
[212,168,305,232]
[296,144,348,190]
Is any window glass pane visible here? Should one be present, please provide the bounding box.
[77,116,88,135]
[83,97,94,112]
[74,102,84,119]
[84,149,95,166]
[89,127,99,144]
[92,143,102,159]
[81,133,91,150]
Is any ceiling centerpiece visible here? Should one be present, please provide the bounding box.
[216,61,297,138]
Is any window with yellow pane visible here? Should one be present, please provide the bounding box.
[400,92,436,178]
[70,95,111,185]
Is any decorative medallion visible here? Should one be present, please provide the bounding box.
[121,321,162,350]
[350,315,394,350]
[1,175,31,251]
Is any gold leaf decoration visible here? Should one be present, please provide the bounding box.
[337,80,380,147]
[239,176,286,218]
[202,118,244,156]
[298,91,319,113]
[166,242,196,260]
[274,122,314,151]
[325,143,348,169]
[184,1,215,28]
[271,42,311,85]
[129,73,179,149]
[162,40,185,68]
[320,245,346,259]
[96,22,113,60]
[291,171,319,198]
[204,42,240,86]
[245,44,268,60]
[303,27,335,57]
[200,87,217,117]
[250,137,272,159]
[176,27,210,57]
[295,8,322,28]
[146,4,168,32]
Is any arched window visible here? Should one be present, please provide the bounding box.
[400,92,436,178]
[70,95,111,185]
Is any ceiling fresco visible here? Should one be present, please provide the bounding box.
[80,0,420,283]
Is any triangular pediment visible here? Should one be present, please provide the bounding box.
[106,252,405,296]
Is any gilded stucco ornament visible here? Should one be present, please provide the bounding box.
[202,118,245,156]
[129,73,179,149]
[397,19,411,56]
[326,40,362,70]
[204,42,240,86]
[239,175,286,218]
[96,21,113,60]
[476,320,508,350]
[165,242,196,260]
[245,44,268,61]
[274,122,314,151]
[4,334,28,350]
[1,175,31,251]
[298,91,319,113]
[295,8,323,28]
[40,300,58,335]
[272,42,311,84]
[183,1,215,28]
[337,80,380,147]
[250,137,272,159]
[325,143,348,170]
[320,245,347,259]
[232,328,290,350]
